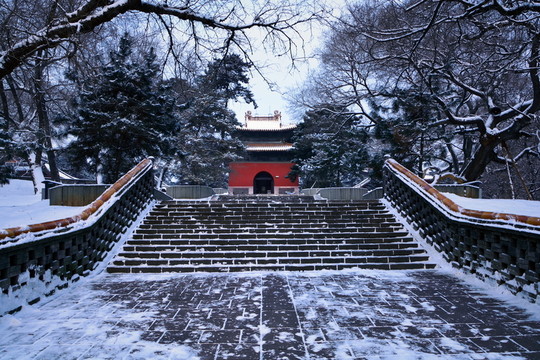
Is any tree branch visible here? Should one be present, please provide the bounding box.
[0,0,319,80]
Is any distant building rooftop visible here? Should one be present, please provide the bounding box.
[237,110,297,131]
[246,143,294,152]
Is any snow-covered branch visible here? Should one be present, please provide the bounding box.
[0,0,320,79]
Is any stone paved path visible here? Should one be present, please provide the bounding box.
[0,270,539,359]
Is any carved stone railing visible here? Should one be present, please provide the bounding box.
[0,159,155,315]
[384,159,540,303]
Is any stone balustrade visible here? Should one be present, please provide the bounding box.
[383,159,540,302]
[0,159,155,315]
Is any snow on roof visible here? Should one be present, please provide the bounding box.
[237,124,297,132]
[237,110,297,131]
[43,163,79,180]
[246,143,294,152]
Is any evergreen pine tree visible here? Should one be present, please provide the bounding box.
[68,34,175,183]
[290,105,369,188]
[170,54,254,187]
[368,90,446,182]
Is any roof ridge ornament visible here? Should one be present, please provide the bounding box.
[241,110,292,130]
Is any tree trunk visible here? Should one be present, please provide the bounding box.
[5,75,25,126]
[460,135,499,181]
[34,52,60,182]
[96,150,105,184]
[28,152,45,195]
[0,80,11,130]
[0,80,11,184]
[445,141,460,173]
[156,163,168,189]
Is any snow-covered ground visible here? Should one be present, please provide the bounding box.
[1,179,540,358]
[0,179,85,229]
[2,178,539,232]
[443,193,540,218]
[0,269,538,359]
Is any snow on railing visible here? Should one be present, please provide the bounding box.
[384,159,540,303]
[385,159,540,227]
[0,158,153,242]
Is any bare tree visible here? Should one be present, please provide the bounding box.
[0,0,323,80]
[299,0,540,186]
[0,0,322,190]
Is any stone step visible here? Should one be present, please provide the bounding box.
[149,207,393,212]
[155,208,388,214]
[148,212,391,222]
[157,201,387,206]
[134,227,404,235]
[142,217,397,226]
[107,262,436,273]
[143,217,399,224]
[126,237,414,245]
[107,198,436,273]
[217,195,318,202]
[124,243,419,253]
[150,203,387,209]
[124,240,419,250]
[138,222,403,230]
[113,254,431,267]
[132,231,411,240]
[117,247,426,258]
[121,243,422,252]
[142,220,397,227]
[138,226,404,233]
[157,200,385,206]
[125,237,418,246]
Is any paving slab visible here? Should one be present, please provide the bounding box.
[0,269,539,359]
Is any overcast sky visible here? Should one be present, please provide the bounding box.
[229,56,317,125]
[229,1,344,125]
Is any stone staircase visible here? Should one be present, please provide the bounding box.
[107,196,436,273]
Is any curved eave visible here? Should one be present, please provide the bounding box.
[247,147,293,152]
[235,125,297,132]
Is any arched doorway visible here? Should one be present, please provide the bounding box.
[253,171,274,194]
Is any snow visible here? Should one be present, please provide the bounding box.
[0,159,152,247]
[443,193,540,218]
[0,197,155,323]
[383,195,540,311]
[387,162,540,233]
[0,179,40,205]
[0,268,537,359]
[0,179,85,229]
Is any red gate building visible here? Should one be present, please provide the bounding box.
[228,111,299,195]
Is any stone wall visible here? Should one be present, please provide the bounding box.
[384,159,540,303]
[433,184,482,198]
[49,185,110,206]
[0,159,155,315]
[166,185,215,199]
[318,187,368,200]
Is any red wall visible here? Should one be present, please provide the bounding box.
[229,162,298,187]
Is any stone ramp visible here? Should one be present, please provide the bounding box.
[2,271,539,359]
[107,196,436,273]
